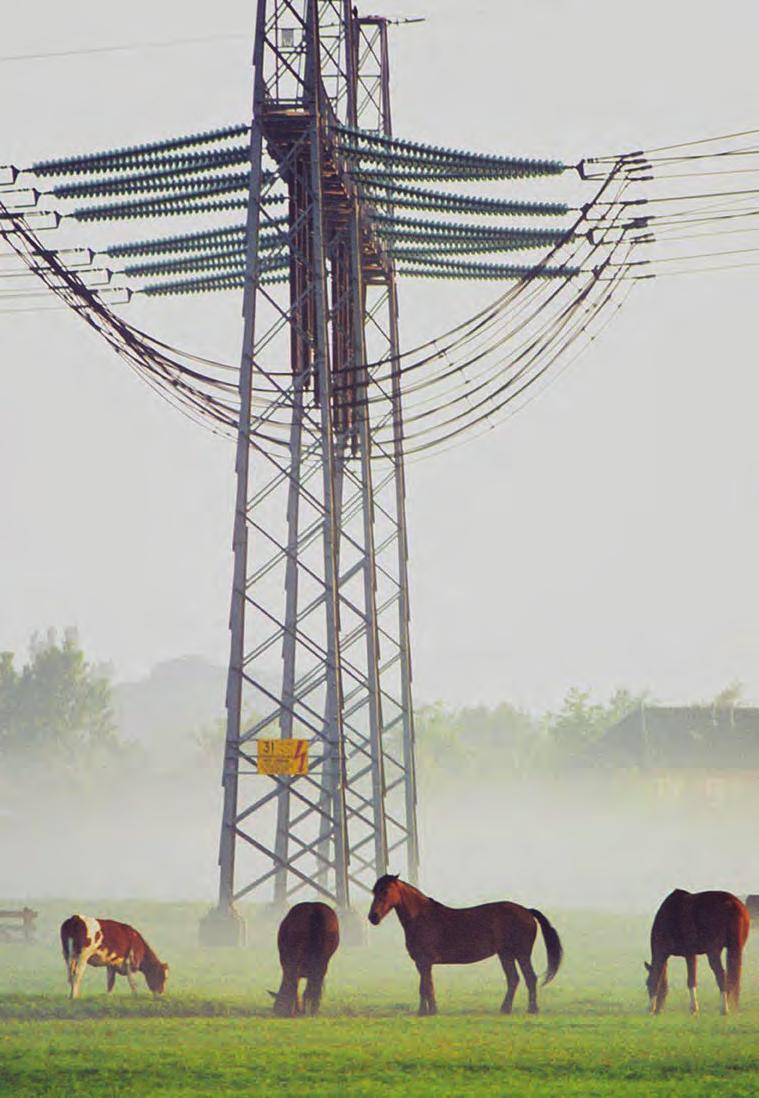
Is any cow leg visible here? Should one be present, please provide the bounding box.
[498,952,520,1014]
[707,951,728,1014]
[686,955,699,1015]
[65,957,77,999]
[126,967,139,995]
[69,955,89,1000]
[517,952,539,1014]
[106,966,117,993]
[71,965,86,1000]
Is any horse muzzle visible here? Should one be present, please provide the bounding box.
[368,911,381,925]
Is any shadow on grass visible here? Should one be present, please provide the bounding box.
[0,995,273,1021]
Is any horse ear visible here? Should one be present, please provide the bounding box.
[267,990,278,999]
[391,873,400,881]
[643,962,651,972]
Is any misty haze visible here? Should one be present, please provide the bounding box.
[3,2,759,1095]
[2,640,756,912]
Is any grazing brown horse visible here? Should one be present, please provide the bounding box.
[645,889,750,1015]
[270,902,340,1017]
[368,875,562,1015]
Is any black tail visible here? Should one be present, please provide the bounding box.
[304,906,328,1013]
[308,905,326,966]
[529,908,563,986]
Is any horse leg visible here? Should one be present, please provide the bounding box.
[707,950,728,1014]
[498,952,519,1015]
[517,953,539,1015]
[415,961,437,1016]
[686,955,699,1015]
[725,943,743,1012]
[279,967,300,1016]
[304,968,326,1015]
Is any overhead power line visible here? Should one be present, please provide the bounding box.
[0,33,248,65]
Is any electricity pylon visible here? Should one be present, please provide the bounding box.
[201,0,419,944]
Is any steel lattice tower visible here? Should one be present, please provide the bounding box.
[201,0,419,943]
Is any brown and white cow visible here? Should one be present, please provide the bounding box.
[60,914,169,999]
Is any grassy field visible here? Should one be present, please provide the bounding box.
[1,900,758,1096]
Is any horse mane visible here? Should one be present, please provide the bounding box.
[398,880,438,905]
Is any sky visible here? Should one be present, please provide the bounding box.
[3,1,759,714]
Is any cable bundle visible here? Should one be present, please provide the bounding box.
[51,157,265,201]
[31,124,250,177]
[336,123,566,179]
[354,175,569,217]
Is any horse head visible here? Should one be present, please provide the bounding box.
[269,988,300,1017]
[368,874,401,925]
[644,960,665,1012]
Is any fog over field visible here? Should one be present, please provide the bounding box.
[3,659,756,912]
[3,771,756,912]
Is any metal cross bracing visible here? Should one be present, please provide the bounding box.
[209,0,419,938]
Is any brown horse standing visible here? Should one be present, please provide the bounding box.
[645,889,750,1015]
[368,875,562,1015]
[270,902,340,1017]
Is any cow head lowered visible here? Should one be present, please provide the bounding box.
[144,957,170,995]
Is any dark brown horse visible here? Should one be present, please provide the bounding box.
[368,875,562,1015]
[270,902,340,1017]
[645,889,750,1015]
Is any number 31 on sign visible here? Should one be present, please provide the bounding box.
[257,738,309,776]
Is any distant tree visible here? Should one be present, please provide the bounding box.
[710,681,744,709]
[0,650,19,745]
[413,699,542,783]
[543,686,642,764]
[0,628,118,764]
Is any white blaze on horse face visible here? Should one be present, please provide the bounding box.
[648,994,657,1013]
[689,987,699,1014]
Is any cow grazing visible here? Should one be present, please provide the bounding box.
[60,914,169,999]
[270,902,340,1016]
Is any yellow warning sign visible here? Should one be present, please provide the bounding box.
[257,738,309,776]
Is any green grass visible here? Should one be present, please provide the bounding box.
[1,901,758,1096]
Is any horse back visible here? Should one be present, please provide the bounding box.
[652,889,749,955]
[278,902,339,975]
[408,899,537,964]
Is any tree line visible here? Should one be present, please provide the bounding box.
[0,630,648,780]
[0,629,117,765]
